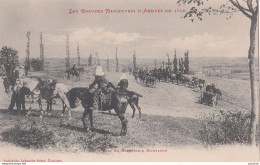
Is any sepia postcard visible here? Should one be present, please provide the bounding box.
[0,0,259,163]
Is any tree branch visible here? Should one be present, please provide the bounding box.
[255,0,258,12]
[247,0,254,12]
[229,0,252,18]
[235,0,251,12]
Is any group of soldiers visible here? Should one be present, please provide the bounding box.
[1,63,130,113]
[1,64,26,111]
[131,66,206,88]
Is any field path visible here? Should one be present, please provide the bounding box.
[0,70,252,120]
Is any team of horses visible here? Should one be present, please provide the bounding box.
[200,84,222,107]
[133,67,206,88]
[132,66,222,106]
[2,71,142,136]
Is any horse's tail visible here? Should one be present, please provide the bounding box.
[132,91,142,97]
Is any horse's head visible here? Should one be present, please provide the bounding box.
[34,77,45,90]
[27,77,45,99]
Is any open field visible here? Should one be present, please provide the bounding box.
[0,57,259,156]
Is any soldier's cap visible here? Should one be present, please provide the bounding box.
[95,66,104,76]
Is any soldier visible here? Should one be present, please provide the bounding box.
[117,73,129,93]
[8,65,22,112]
[88,66,115,110]
[46,79,57,97]
[71,63,77,74]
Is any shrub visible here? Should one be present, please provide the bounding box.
[79,134,117,152]
[1,119,55,149]
[30,58,44,71]
[200,110,258,146]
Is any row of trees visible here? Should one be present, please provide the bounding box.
[132,50,190,74]
[173,50,189,74]
[132,49,190,74]
[65,35,81,69]
[24,31,45,72]
[0,31,46,79]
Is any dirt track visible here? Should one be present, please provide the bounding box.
[0,69,253,119]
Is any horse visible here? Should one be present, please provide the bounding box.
[145,76,156,86]
[66,87,142,135]
[169,74,176,83]
[126,91,142,118]
[65,68,80,81]
[175,73,182,85]
[32,78,72,119]
[181,76,191,86]
[198,79,205,87]
[12,77,71,118]
[133,73,139,82]
[214,88,222,102]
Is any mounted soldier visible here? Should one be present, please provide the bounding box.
[117,73,128,93]
[71,63,77,74]
[88,66,116,110]
[206,82,216,93]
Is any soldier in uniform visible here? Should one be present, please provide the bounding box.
[71,63,77,74]
[88,66,115,110]
[117,73,129,93]
[8,65,23,112]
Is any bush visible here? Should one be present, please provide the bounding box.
[79,134,117,152]
[0,46,19,77]
[30,58,44,71]
[1,119,55,149]
[200,110,258,146]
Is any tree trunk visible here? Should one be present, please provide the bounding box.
[248,12,258,145]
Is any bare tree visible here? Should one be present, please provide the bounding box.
[173,49,178,74]
[40,32,44,70]
[65,34,70,68]
[88,54,92,66]
[115,47,119,72]
[96,52,100,66]
[177,0,258,144]
[107,56,110,71]
[166,53,171,68]
[24,31,30,75]
[184,50,189,74]
[133,51,137,69]
[77,42,80,66]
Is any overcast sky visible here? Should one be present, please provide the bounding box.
[0,0,251,60]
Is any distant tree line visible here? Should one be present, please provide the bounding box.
[173,50,189,74]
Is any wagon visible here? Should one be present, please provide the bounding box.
[200,91,217,107]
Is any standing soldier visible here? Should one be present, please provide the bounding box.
[8,65,23,112]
